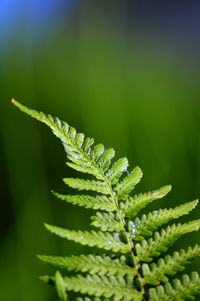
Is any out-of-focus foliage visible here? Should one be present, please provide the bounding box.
[0,1,200,301]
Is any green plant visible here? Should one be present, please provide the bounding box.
[12,99,200,301]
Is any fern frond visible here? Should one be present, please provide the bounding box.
[12,100,200,301]
[12,100,105,181]
[149,272,200,301]
[52,192,116,212]
[114,167,143,200]
[105,158,129,184]
[66,163,103,179]
[129,200,198,241]
[136,220,200,262]
[63,178,110,195]
[41,273,143,300]
[62,274,143,301]
[121,185,172,218]
[97,148,115,171]
[82,137,94,153]
[90,144,105,162]
[55,271,68,301]
[66,146,113,179]
[38,254,137,277]
[91,212,123,232]
[45,224,129,253]
[143,245,200,285]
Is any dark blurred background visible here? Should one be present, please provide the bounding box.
[1,1,200,300]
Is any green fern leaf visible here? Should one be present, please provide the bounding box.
[55,271,68,301]
[121,185,172,218]
[91,212,123,232]
[149,272,200,301]
[63,178,109,194]
[74,132,84,147]
[136,220,200,262]
[12,100,200,301]
[45,224,129,253]
[11,100,106,180]
[82,137,94,153]
[38,254,137,277]
[105,158,129,184]
[97,148,115,171]
[66,163,104,180]
[63,274,143,301]
[129,200,198,241]
[41,274,143,300]
[90,144,105,162]
[52,192,116,212]
[114,167,143,199]
[143,245,200,285]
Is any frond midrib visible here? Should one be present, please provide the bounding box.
[60,127,143,284]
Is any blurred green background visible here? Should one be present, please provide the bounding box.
[1,1,200,300]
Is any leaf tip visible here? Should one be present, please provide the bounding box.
[162,184,172,195]
[90,220,98,226]
[44,223,50,230]
[37,254,43,261]
[40,275,51,284]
